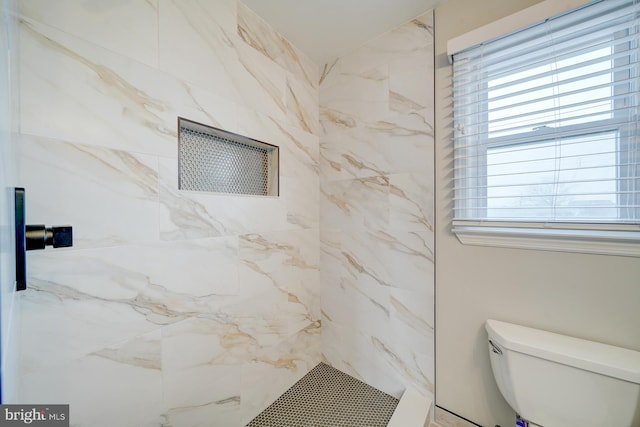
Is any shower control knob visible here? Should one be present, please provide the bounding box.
[25,224,73,251]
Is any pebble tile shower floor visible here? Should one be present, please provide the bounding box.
[246,362,399,427]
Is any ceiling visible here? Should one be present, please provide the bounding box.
[241,0,443,65]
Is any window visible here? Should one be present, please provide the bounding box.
[451,0,640,256]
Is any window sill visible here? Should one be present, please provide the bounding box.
[452,223,640,257]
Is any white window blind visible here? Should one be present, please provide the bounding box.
[452,0,640,255]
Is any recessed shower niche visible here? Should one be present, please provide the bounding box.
[178,117,279,196]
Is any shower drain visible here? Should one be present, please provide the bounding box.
[246,362,399,427]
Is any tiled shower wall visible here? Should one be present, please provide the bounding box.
[0,0,19,403]
[319,12,435,401]
[16,0,320,425]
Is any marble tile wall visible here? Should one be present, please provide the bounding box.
[0,0,20,403]
[16,0,319,425]
[319,10,435,403]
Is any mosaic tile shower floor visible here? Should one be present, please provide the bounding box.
[246,363,399,427]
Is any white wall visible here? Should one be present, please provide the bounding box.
[16,1,320,425]
[434,1,640,426]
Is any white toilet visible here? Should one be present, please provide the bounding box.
[486,319,640,427]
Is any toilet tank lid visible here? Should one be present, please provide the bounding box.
[486,320,640,384]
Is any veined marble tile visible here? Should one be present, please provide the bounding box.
[18,134,159,248]
[371,333,434,398]
[163,363,241,426]
[161,398,240,427]
[20,238,240,374]
[318,6,435,414]
[236,108,320,229]
[2,4,25,395]
[220,291,288,348]
[20,17,237,157]
[286,74,320,135]
[319,58,341,89]
[20,330,163,427]
[341,326,406,399]
[238,230,319,290]
[238,229,320,326]
[158,157,291,240]
[389,173,435,232]
[162,317,254,370]
[161,318,246,426]
[320,131,389,182]
[281,174,320,230]
[378,230,434,293]
[19,0,159,68]
[319,65,390,122]
[233,34,290,118]
[159,0,291,126]
[319,106,358,137]
[158,0,237,104]
[321,176,390,230]
[241,329,320,424]
[381,110,435,175]
[319,315,349,371]
[221,286,313,349]
[237,1,319,90]
[389,288,434,345]
[339,12,434,76]
[321,275,390,337]
[389,53,434,114]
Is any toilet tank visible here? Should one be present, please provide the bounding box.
[486,320,640,427]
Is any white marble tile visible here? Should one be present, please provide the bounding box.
[20,0,159,68]
[18,135,159,248]
[158,157,291,240]
[158,0,237,104]
[237,1,319,90]
[221,289,313,349]
[321,176,390,230]
[382,110,435,175]
[236,108,320,229]
[389,53,434,114]
[162,317,253,370]
[20,18,172,156]
[163,363,241,425]
[239,229,318,287]
[318,7,435,403]
[233,35,290,119]
[389,288,435,397]
[160,301,248,426]
[320,65,390,123]
[385,230,434,293]
[158,0,290,125]
[19,237,241,375]
[348,330,406,399]
[161,396,240,427]
[339,12,434,76]
[319,58,342,89]
[20,17,238,157]
[389,288,434,349]
[389,173,435,232]
[320,131,389,181]
[241,329,320,424]
[286,74,320,135]
[0,0,20,403]
[20,330,163,427]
